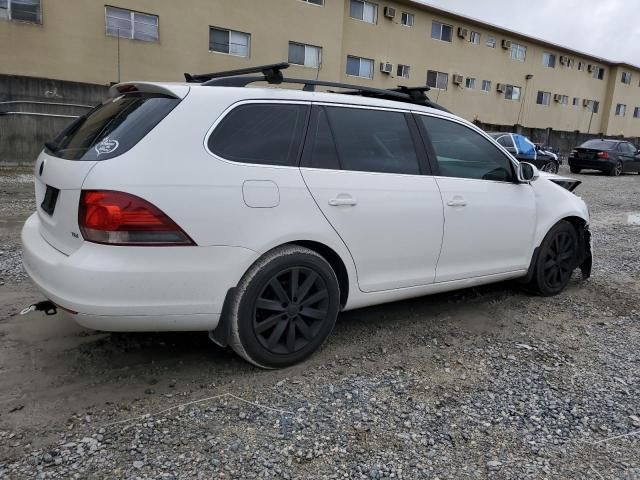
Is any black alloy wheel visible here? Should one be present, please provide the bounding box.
[229,245,340,369]
[528,221,579,296]
[542,161,559,174]
[610,161,623,176]
[541,230,576,291]
[253,266,330,355]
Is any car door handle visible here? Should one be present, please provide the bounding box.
[446,198,467,207]
[329,197,357,207]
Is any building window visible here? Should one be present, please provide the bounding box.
[578,62,584,71]
[350,0,377,24]
[0,0,41,23]
[593,67,605,80]
[510,43,527,61]
[400,12,414,26]
[301,0,323,5]
[615,104,627,116]
[542,52,556,68]
[486,35,496,48]
[558,95,569,105]
[634,107,640,118]
[346,55,374,79]
[469,31,480,45]
[106,7,158,42]
[209,27,250,57]
[397,64,410,78]
[288,42,321,68]
[505,85,521,101]
[573,97,580,106]
[536,91,551,106]
[431,21,453,42]
[481,80,491,92]
[621,71,632,84]
[465,77,476,89]
[427,70,449,90]
[588,101,600,114]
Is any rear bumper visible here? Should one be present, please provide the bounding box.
[568,158,613,170]
[21,213,258,332]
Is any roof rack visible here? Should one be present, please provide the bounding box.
[183,62,449,112]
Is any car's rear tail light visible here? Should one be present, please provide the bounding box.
[597,151,609,159]
[79,190,195,246]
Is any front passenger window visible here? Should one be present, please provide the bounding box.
[419,115,514,182]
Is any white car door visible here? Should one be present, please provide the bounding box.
[300,105,444,293]
[415,114,536,283]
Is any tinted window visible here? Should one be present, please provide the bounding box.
[46,93,180,161]
[619,142,636,153]
[419,116,514,182]
[209,104,307,166]
[325,107,420,175]
[580,140,616,150]
[302,107,341,170]
[496,135,514,149]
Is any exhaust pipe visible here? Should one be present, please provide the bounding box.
[20,300,57,316]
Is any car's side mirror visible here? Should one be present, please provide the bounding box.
[519,162,540,182]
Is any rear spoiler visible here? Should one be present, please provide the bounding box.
[108,82,190,99]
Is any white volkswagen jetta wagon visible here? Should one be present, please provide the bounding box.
[22,64,592,368]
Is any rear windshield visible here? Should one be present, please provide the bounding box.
[45,93,180,161]
[580,140,616,150]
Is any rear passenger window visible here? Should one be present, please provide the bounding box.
[208,103,307,166]
[496,135,514,149]
[419,115,514,182]
[325,107,420,175]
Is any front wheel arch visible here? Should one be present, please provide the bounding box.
[524,216,591,285]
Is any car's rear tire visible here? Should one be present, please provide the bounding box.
[609,161,623,176]
[229,245,340,369]
[528,221,578,296]
[569,166,581,174]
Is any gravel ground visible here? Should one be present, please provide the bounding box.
[0,165,638,479]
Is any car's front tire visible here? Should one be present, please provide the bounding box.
[542,161,559,174]
[528,221,579,296]
[569,166,581,174]
[229,245,340,369]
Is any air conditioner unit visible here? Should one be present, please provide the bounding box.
[587,64,595,72]
[384,6,396,19]
[583,99,590,107]
[553,94,561,102]
[559,56,567,65]
[380,62,393,74]
[496,83,505,93]
[453,74,464,85]
[501,39,511,49]
[457,27,468,39]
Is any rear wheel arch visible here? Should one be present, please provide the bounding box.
[288,240,349,308]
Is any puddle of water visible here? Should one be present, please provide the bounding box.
[628,214,640,225]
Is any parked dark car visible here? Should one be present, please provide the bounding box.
[568,139,640,176]
[488,132,560,173]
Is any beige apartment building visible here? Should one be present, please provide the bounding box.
[2,0,640,137]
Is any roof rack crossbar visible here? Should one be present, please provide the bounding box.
[189,62,448,112]
[184,62,289,84]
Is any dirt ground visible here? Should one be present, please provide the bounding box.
[0,164,638,479]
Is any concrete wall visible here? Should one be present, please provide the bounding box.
[0,75,107,163]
